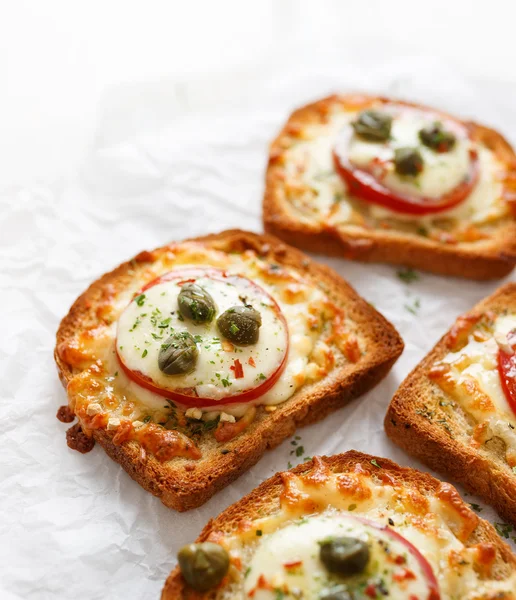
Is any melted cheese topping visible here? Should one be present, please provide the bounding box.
[245,515,431,599]
[284,104,508,231]
[435,313,516,466]
[117,272,288,403]
[60,244,361,459]
[215,461,516,599]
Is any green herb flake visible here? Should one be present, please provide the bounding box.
[143,416,151,424]
[141,349,148,358]
[370,459,381,469]
[256,529,263,536]
[469,503,483,513]
[404,298,420,315]
[397,267,419,284]
[135,294,146,306]
[295,446,304,457]
[495,522,514,539]
[348,503,357,512]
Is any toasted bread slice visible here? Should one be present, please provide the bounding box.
[55,230,403,511]
[263,94,516,280]
[386,282,516,525]
[162,451,516,599]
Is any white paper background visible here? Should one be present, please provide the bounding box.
[1,46,515,599]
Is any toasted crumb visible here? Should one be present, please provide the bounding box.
[107,417,120,430]
[86,403,102,416]
[219,412,236,423]
[186,407,202,420]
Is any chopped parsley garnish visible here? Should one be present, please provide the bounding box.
[295,446,304,457]
[469,503,483,513]
[229,323,239,335]
[221,377,232,388]
[495,522,514,539]
[135,294,146,306]
[404,298,420,315]
[370,459,381,469]
[129,317,141,332]
[397,267,419,284]
[141,349,148,358]
[256,373,267,382]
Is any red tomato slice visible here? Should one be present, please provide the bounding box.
[333,117,479,216]
[498,346,516,417]
[118,267,289,408]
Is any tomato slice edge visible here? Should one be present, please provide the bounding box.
[498,349,516,417]
[356,516,441,600]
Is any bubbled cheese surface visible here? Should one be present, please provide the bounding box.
[438,314,516,457]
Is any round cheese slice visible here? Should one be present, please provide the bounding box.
[346,106,472,200]
[116,267,289,407]
[244,513,439,599]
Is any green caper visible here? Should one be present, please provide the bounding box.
[319,536,370,576]
[177,542,229,592]
[319,585,354,600]
[177,283,216,324]
[217,305,262,346]
[419,122,456,153]
[352,110,392,142]
[158,332,198,375]
[394,147,424,176]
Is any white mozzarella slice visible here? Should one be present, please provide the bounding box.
[244,514,432,599]
[348,108,471,200]
[117,270,288,405]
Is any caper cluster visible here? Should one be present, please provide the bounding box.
[157,282,262,376]
[352,110,458,179]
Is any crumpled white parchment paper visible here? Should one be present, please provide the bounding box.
[1,46,515,600]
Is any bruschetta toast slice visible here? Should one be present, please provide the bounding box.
[264,94,516,279]
[386,283,516,524]
[163,451,516,599]
[55,230,403,511]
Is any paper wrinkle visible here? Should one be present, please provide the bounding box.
[1,49,515,599]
